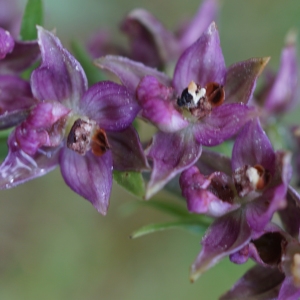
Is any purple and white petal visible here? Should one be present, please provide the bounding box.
[178,0,219,52]
[107,126,149,171]
[80,81,139,131]
[0,40,40,74]
[225,57,270,104]
[94,55,171,94]
[137,76,188,132]
[264,32,298,114]
[190,210,252,282]
[192,103,256,146]
[0,27,14,59]
[0,134,60,189]
[59,147,113,215]
[220,265,284,300]
[172,22,226,94]
[145,129,202,199]
[278,276,300,300]
[121,8,178,68]
[232,118,275,173]
[31,27,88,108]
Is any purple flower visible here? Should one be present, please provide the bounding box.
[179,118,291,281]
[222,223,300,300]
[96,22,269,199]
[0,27,145,215]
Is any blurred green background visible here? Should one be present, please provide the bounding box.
[1,0,300,299]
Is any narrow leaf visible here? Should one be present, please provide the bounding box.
[71,40,106,85]
[113,170,145,198]
[20,0,43,41]
[130,219,208,238]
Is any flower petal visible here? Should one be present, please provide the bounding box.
[225,57,270,104]
[121,8,178,68]
[80,81,139,131]
[278,276,300,300]
[264,32,298,114]
[192,103,256,146]
[0,40,40,74]
[180,166,238,217]
[178,0,219,52]
[0,75,37,129]
[31,27,88,108]
[107,125,149,171]
[145,129,202,199]
[0,27,14,59]
[94,55,171,94]
[220,265,284,300]
[190,209,251,282]
[0,133,60,189]
[59,147,113,215]
[137,76,188,132]
[172,22,226,94]
[232,118,275,172]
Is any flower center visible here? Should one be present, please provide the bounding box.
[233,164,271,197]
[177,81,225,119]
[66,118,110,156]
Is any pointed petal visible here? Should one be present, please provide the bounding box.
[59,147,113,215]
[265,32,298,114]
[220,265,284,300]
[94,55,171,93]
[178,0,219,51]
[232,118,275,173]
[107,125,149,171]
[278,276,300,300]
[0,40,40,74]
[145,129,202,199]
[0,75,37,129]
[278,186,300,238]
[190,210,251,282]
[31,27,88,108]
[172,22,225,94]
[192,103,256,146]
[225,57,270,104]
[0,27,14,59]
[180,166,238,217]
[137,76,188,132]
[80,81,139,131]
[0,134,60,189]
[121,9,178,68]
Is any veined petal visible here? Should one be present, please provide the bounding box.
[232,118,275,173]
[180,166,238,217]
[137,76,188,132]
[178,0,219,51]
[172,22,225,94]
[145,129,202,199]
[31,27,88,109]
[265,32,298,114]
[94,55,171,94]
[190,210,251,282]
[0,134,60,189]
[220,265,284,300]
[0,40,40,74]
[107,126,149,171]
[192,103,256,146]
[0,75,37,129]
[225,57,270,104]
[59,147,113,215]
[0,27,14,59]
[80,81,139,131]
[121,8,178,68]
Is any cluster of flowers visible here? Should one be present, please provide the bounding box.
[1,0,300,298]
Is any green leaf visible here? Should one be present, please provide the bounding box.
[20,0,43,41]
[70,40,106,85]
[113,170,145,198]
[130,219,209,238]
